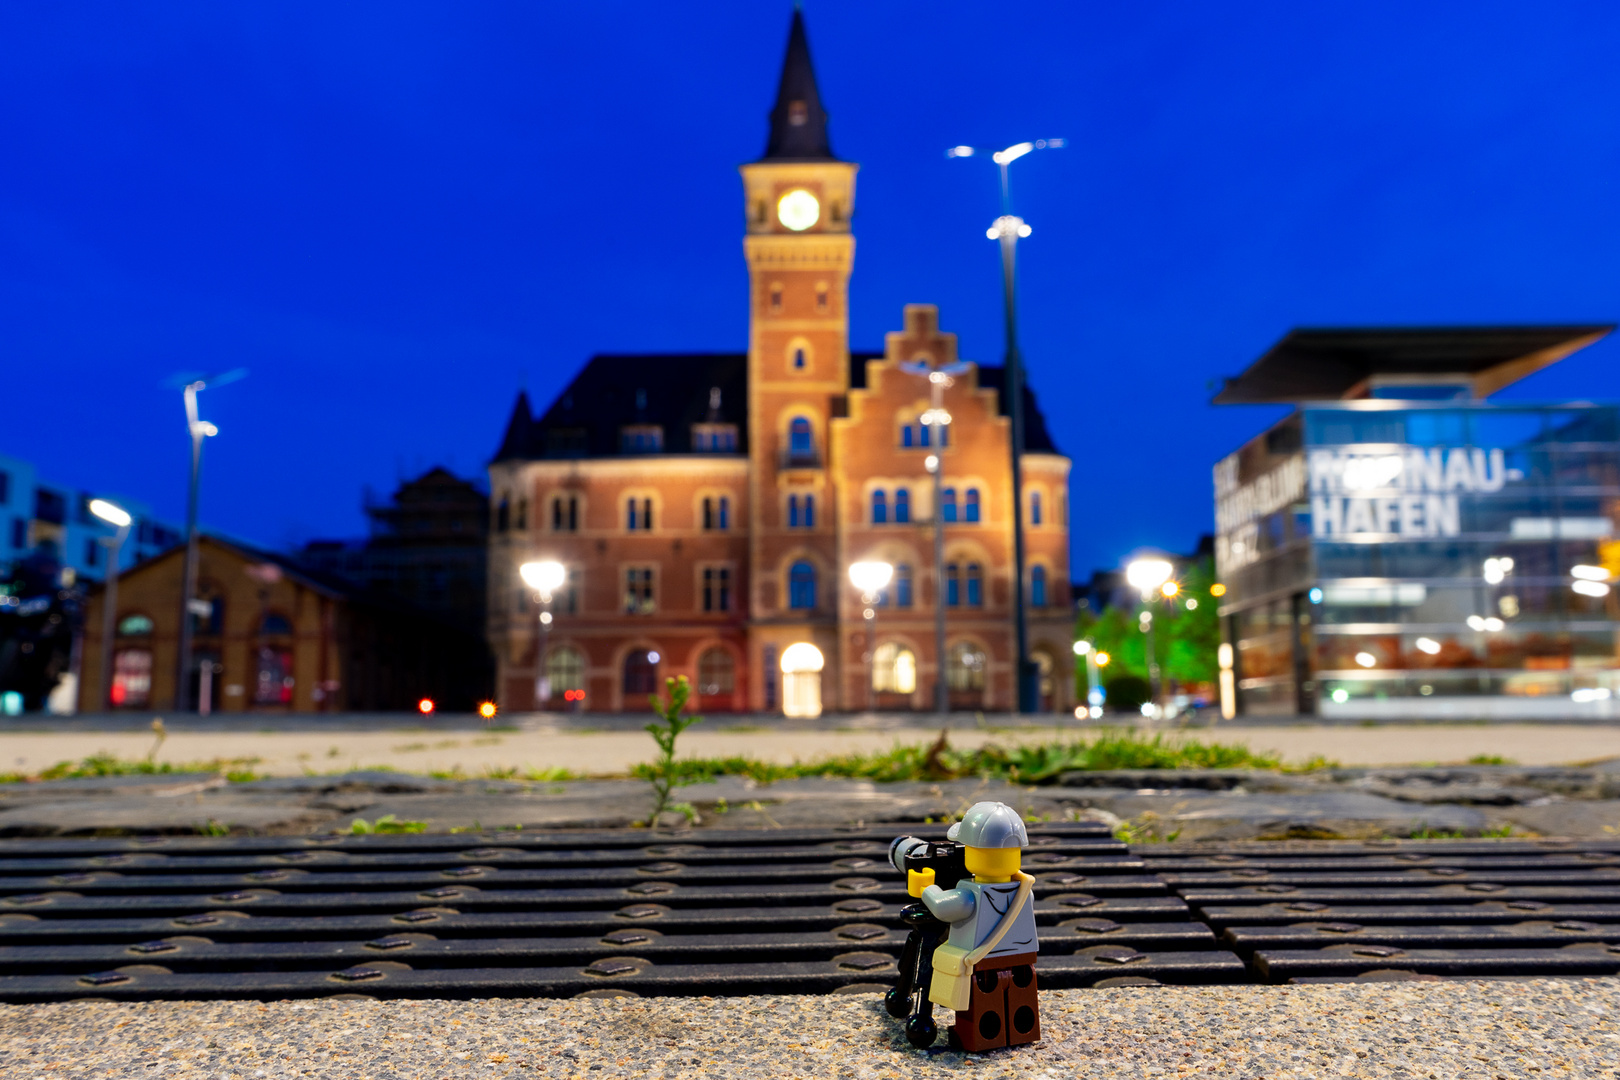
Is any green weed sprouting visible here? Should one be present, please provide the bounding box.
[642,675,703,827]
[350,814,428,835]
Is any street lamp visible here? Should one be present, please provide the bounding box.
[89,499,131,712]
[173,369,245,711]
[898,360,969,716]
[849,560,894,710]
[520,559,567,709]
[1126,558,1175,719]
[949,138,1062,713]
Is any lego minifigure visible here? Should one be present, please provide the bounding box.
[889,802,1040,1052]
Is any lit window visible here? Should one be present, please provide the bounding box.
[545,648,585,695]
[871,642,917,694]
[964,489,981,523]
[111,648,152,707]
[619,426,664,453]
[789,561,817,609]
[117,614,154,636]
[871,490,887,525]
[624,567,655,614]
[948,642,986,691]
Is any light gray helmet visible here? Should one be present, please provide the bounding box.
[946,801,1028,849]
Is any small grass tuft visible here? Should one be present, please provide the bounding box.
[350,814,427,835]
[1467,754,1517,766]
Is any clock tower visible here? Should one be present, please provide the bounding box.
[741,10,857,708]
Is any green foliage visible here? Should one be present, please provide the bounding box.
[0,754,263,784]
[642,675,703,826]
[1103,675,1151,711]
[1114,812,1182,844]
[635,728,1287,788]
[1073,554,1222,696]
[196,818,229,837]
[1467,754,1517,766]
[349,814,427,835]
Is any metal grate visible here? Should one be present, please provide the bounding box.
[1137,838,1620,984]
[0,824,1243,1001]
[4,830,1616,999]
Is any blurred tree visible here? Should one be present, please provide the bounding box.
[1074,554,1220,701]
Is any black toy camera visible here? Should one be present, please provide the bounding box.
[888,835,969,891]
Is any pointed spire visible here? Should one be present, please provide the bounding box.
[761,9,837,161]
[493,390,533,461]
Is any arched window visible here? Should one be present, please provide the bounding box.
[896,564,914,608]
[788,561,817,609]
[871,490,887,525]
[945,562,960,607]
[260,613,293,636]
[1030,491,1043,526]
[627,497,652,531]
[871,642,918,694]
[190,590,224,637]
[788,494,799,528]
[964,488,981,523]
[901,426,913,448]
[1031,565,1048,607]
[788,417,814,461]
[948,642,986,691]
[793,347,806,369]
[966,564,983,607]
[552,496,579,532]
[117,614,154,637]
[254,646,294,705]
[894,488,910,524]
[941,488,957,523]
[546,647,586,694]
[623,650,660,696]
[697,649,736,696]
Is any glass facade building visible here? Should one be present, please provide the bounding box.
[1214,331,1620,719]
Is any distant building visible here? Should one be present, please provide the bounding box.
[79,535,489,713]
[1212,326,1620,719]
[300,467,489,637]
[0,451,182,583]
[485,13,1074,715]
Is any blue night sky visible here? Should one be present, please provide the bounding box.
[4,2,1620,576]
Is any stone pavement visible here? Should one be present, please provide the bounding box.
[7,721,1620,779]
[2,979,1616,1077]
[6,762,1620,839]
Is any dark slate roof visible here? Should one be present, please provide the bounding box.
[497,352,1061,462]
[760,10,838,162]
[1214,325,1613,404]
[496,354,749,461]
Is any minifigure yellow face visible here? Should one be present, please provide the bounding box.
[963,845,1021,881]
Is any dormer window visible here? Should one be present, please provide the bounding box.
[692,423,738,452]
[619,425,663,453]
[788,100,808,126]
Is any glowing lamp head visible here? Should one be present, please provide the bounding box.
[1094,651,1110,667]
[1125,558,1174,597]
[776,189,820,231]
[89,499,132,528]
[848,561,894,595]
[478,701,497,719]
[418,698,435,715]
[1159,581,1179,599]
[1210,583,1227,597]
[1072,640,1090,656]
[520,560,567,595]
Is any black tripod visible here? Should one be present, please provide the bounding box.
[884,901,949,1048]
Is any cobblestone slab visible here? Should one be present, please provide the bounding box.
[1,979,1616,1077]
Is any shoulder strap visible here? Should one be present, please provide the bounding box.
[963,871,1034,967]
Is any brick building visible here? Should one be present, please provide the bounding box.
[486,13,1073,714]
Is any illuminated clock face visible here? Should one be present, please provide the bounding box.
[776,189,820,232]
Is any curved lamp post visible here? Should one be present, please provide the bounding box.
[89,499,132,712]
[849,560,894,710]
[520,559,567,709]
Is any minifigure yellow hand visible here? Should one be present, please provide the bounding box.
[907,867,936,897]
